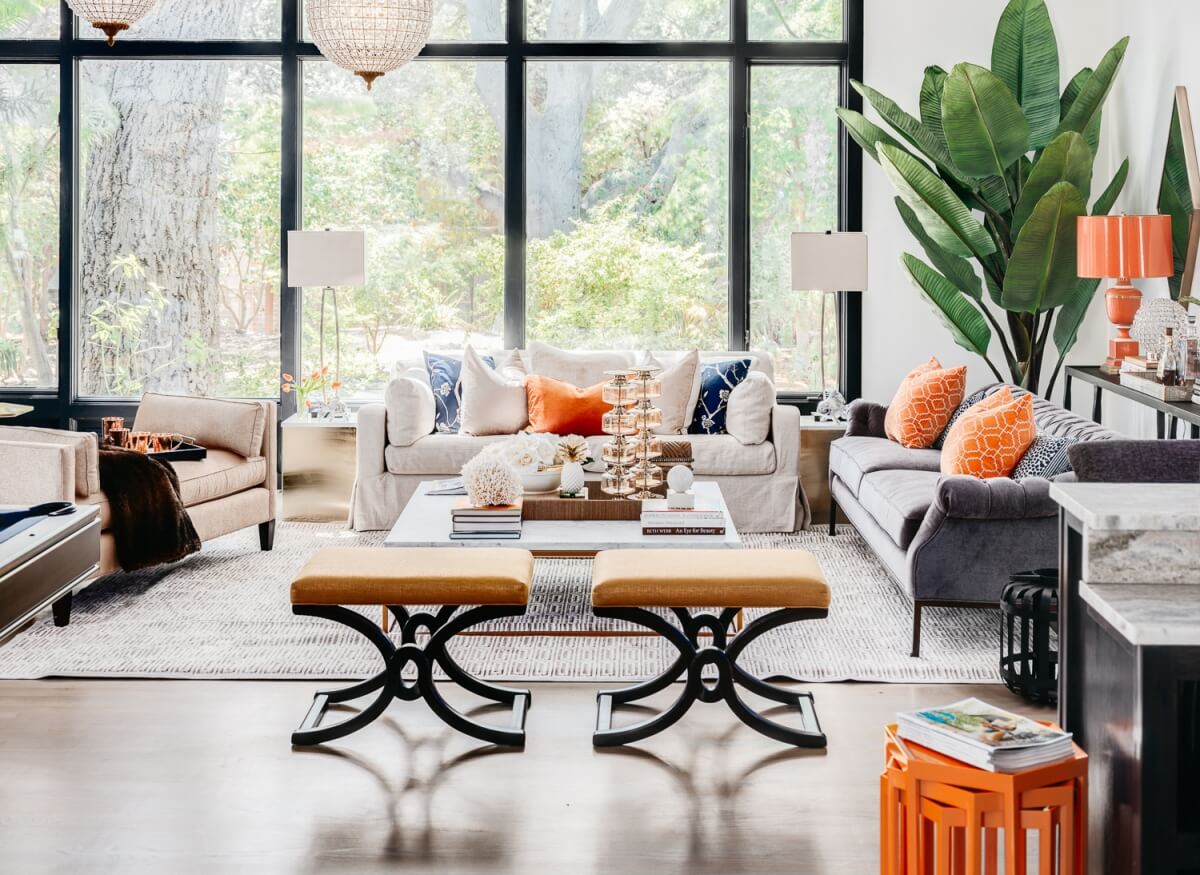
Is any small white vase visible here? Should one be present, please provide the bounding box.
[560,461,585,495]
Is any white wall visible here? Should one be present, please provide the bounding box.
[860,0,1194,435]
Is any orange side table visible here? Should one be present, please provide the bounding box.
[880,724,1087,875]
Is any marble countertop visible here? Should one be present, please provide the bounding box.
[1050,483,1200,531]
[1080,581,1200,646]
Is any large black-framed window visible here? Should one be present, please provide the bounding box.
[0,0,861,428]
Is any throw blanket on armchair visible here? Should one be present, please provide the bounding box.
[98,447,201,572]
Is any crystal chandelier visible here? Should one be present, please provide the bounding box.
[307,0,433,90]
[65,0,159,45]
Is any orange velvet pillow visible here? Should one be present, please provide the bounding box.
[884,357,968,449]
[940,388,1037,479]
[525,375,610,435]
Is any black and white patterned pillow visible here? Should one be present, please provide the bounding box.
[1011,435,1078,480]
[931,386,993,450]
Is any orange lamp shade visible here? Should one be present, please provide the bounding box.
[1077,215,1174,280]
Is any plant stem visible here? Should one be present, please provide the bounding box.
[978,300,1019,375]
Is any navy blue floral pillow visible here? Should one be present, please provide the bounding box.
[424,351,494,434]
[688,359,751,435]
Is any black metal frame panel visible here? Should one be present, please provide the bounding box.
[0,0,863,427]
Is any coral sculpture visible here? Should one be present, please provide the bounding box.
[461,454,523,507]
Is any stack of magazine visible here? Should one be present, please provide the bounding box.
[450,499,522,540]
[897,698,1073,773]
[639,499,725,536]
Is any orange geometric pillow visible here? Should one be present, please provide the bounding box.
[884,357,968,449]
[525,375,609,435]
[940,389,1036,479]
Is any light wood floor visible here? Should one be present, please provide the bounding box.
[0,678,1050,874]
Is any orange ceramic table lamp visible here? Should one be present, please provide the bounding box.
[1077,214,1174,372]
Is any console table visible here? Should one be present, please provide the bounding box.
[1053,483,1200,874]
[1063,365,1200,438]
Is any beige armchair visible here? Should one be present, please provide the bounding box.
[0,393,277,577]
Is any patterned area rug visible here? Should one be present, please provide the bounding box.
[0,523,1002,683]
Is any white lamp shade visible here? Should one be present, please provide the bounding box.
[790,231,869,292]
[287,230,367,287]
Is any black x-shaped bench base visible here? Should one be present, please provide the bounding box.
[292,603,530,747]
[593,606,828,749]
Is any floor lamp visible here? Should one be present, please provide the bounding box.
[790,231,869,419]
[287,229,367,415]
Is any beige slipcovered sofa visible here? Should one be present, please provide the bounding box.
[351,349,807,534]
[0,393,277,578]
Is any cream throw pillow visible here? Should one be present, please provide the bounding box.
[641,350,700,435]
[460,345,529,435]
[724,371,775,445]
[384,376,436,447]
[528,341,630,387]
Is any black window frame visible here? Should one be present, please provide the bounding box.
[0,0,862,427]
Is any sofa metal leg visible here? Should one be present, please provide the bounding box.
[911,603,922,658]
[828,496,838,536]
[258,520,276,551]
[52,591,73,627]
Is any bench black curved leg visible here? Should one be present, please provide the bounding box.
[290,603,530,748]
[592,606,828,749]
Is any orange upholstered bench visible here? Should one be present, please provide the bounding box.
[289,547,533,747]
[590,549,831,748]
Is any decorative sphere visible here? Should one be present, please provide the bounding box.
[667,466,694,494]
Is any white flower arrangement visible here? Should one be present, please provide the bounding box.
[481,432,560,471]
[460,453,523,507]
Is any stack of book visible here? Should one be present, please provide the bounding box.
[640,499,725,536]
[450,500,522,540]
[897,697,1074,773]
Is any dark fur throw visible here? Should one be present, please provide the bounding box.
[98,447,201,572]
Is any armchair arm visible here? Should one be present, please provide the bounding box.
[0,426,98,496]
[931,475,1058,521]
[356,403,388,480]
[770,404,800,476]
[0,440,75,504]
[845,400,888,438]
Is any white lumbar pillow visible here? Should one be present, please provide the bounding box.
[641,350,699,435]
[460,345,529,436]
[385,376,436,447]
[724,371,775,445]
[527,341,631,387]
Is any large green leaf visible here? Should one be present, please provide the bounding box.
[836,108,910,164]
[942,63,1031,182]
[1052,278,1101,359]
[1159,102,1194,299]
[852,80,963,181]
[902,254,993,358]
[878,144,997,260]
[1093,157,1129,217]
[1002,181,1087,313]
[991,0,1061,150]
[1056,37,1129,140]
[1061,68,1102,153]
[1013,131,1093,233]
[920,65,949,147]
[894,197,983,300]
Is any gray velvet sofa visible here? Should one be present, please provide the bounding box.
[828,385,1115,656]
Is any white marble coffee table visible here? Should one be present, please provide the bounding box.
[385,480,742,555]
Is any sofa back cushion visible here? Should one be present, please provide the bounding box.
[940,388,1036,479]
[525,375,609,435]
[134,393,266,459]
[884,358,967,449]
[527,342,633,387]
[0,426,99,496]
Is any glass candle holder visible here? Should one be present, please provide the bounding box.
[601,370,638,498]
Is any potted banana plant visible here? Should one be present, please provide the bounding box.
[838,0,1130,395]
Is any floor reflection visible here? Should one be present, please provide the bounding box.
[294,703,521,865]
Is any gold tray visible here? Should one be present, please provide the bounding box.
[522,483,652,521]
